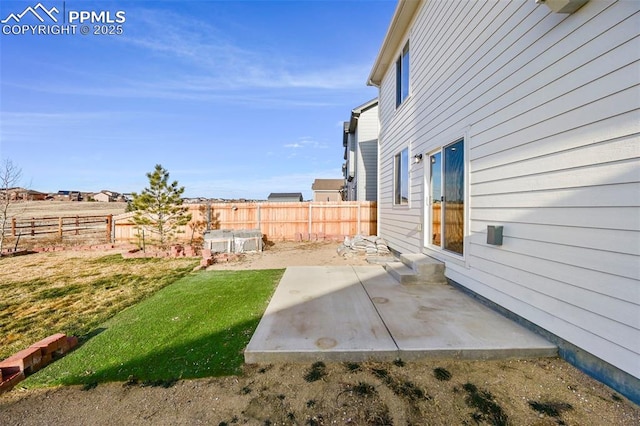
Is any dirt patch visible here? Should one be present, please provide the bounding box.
[205,240,372,270]
[1,360,638,425]
[1,242,638,424]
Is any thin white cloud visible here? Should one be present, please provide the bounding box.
[283,137,328,150]
[0,6,370,104]
[2,6,373,106]
[1,111,117,123]
[119,8,369,91]
[284,143,303,149]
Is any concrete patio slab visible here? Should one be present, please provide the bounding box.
[244,266,398,363]
[354,266,557,360]
[245,265,556,363]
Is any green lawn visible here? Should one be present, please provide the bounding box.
[0,253,199,360]
[23,269,283,388]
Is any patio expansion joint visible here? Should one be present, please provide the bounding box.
[244,265,556,364]
[354,266,401,354]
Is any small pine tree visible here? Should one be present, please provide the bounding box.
[130,164,191,247]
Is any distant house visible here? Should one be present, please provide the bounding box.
[56,190,82,201]
[368,0,639,402]
[267,193,303,202]
[311,179,344,202]
[94,192,112,202]
[1,187,47,201]
[343,98,379,201]
[94,190,122,202]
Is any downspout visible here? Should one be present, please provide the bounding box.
[367,80,381,237]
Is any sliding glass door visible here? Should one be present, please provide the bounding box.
[427,138,464,255]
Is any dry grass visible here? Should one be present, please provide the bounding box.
[0,250,197,359]
[2,201,128,249]
[7,201,127,219]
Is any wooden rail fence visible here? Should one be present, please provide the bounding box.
[114,201,377,243]
[4,215,113,243]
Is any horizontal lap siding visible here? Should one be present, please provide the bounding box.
[377,0,640,378]
[357,106,379,201]
[358,141,378,201]
[467,1,640,377]
[378,40,421,253]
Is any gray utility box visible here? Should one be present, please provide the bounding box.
[203,229,263,253]
[487,225,504,246]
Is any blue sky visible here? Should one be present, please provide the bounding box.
[0,0,395,199]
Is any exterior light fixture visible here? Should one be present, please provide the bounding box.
[413,154,423,164]
[535,0,589,14]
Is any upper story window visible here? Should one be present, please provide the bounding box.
[395,41,410,108]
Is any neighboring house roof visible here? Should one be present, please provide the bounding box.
[349,98,378,132]
[367,0,422,87]
[5,187,45,194]
[267,192,303,201]
[311,179,344,191]
[97,190,120,197]
[343,98,379,147]
[2,187,47,200]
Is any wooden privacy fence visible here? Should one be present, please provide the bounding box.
[114,201,377,243]
[428,203,463,253]
[5,215,113,242]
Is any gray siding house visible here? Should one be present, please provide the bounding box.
[368,0,639,401]
[343,99,379,201]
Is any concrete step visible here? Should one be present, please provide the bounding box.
[399,253,447,284]
[384,261,421,285]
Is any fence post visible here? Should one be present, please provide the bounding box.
[75,215,79,235]
[31,218,35,236]
[11,218,16,237]
[308,204,312,236]
[106,215,113,243]
[58,217,63,238]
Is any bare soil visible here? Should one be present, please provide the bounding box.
[1,241,638,425]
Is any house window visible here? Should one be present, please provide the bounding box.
[395,41,410,107]
[394,148,409,205]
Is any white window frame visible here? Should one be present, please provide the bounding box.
[394,147,409,206]
[395,41,410,108]
[424,134,469,261]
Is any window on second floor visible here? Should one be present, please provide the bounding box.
[396,41,410,108]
